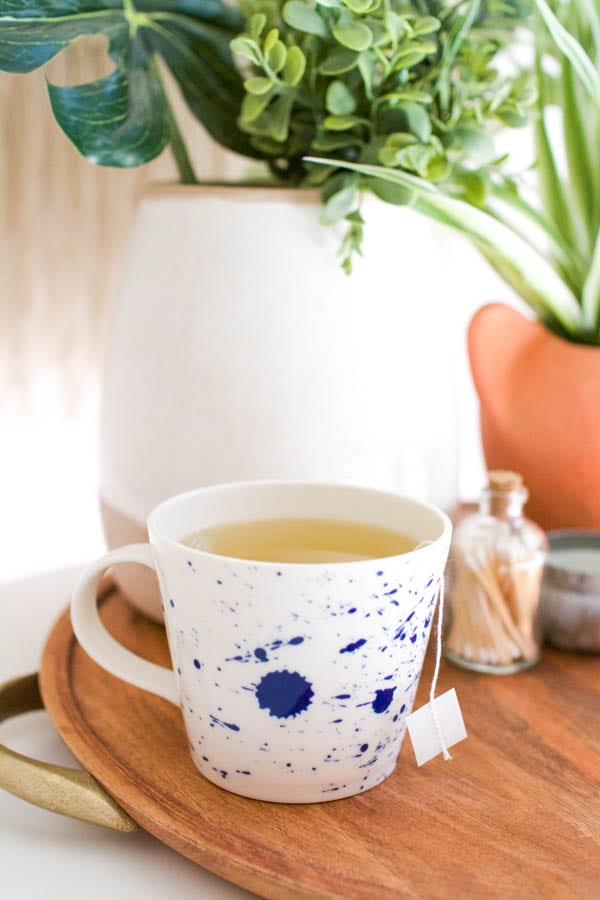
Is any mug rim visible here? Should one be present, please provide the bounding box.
[147,480,452,570]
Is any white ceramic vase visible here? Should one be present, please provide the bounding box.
[100,184,482,620]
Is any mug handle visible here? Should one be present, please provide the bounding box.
[0,673,137,831]
[71,544,178,706]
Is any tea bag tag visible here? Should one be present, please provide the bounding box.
[405,572,467,766]
[406,688,467,766]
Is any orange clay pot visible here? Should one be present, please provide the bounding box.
[468,303,600,530]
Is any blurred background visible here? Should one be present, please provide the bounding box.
[0,37,489,585]
[0,39,245,582]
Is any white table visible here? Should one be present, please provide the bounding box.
[0,567,253,900]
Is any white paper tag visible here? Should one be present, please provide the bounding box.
[406,688,467,767]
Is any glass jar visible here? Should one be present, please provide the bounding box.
[444,471,548,674]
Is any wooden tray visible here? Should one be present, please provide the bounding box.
[40,586,600,899]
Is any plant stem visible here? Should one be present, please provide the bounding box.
[150,56,198,184]
[167,103,198,184]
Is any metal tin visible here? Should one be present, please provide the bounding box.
[541,530,600,653]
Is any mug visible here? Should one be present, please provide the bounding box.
[71,481,451,803]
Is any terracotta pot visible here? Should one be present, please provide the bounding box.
[468,303,600,530]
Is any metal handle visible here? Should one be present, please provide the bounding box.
[0,673,137,832]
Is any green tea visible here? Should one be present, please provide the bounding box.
[180,517,416,564]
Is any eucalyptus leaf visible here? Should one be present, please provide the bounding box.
[249,13,267,41]
[412,16,440,36]
[230,36,263,64]
[343,0,372,13]
[318,47,359,74]
[392,42,436,70]
[325,80,356,115]
[282,1,327,37]
[240,87,274,122]
[320,181,357,224]
[323,114,366,130]
[263,26,279,52]
[332,22,373,52]
[244,75,273,94]
[282,44,306,85]
[267,39,287,71]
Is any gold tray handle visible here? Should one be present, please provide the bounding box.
[0,673,138,832]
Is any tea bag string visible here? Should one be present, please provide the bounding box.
[415,541,452,761]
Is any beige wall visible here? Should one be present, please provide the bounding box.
[0,38,241,397]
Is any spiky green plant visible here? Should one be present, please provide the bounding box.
[309,0,600,343]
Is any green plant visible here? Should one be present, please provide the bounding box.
[0,1,533,268]
[309,0,600,338]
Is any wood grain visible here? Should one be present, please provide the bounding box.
[40,588,600,899]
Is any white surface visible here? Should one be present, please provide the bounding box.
[0,566,253,900]
[101,190,500,533]
[0,375,106,582]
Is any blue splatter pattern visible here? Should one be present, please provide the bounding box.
[154,539,448,804]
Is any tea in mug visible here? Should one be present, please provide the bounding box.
[180,517,417,564]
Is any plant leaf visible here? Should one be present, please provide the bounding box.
[582,228,600,332]
[325,79,356,115]
[332,22,373,52]
[323,114,367,130]
[306,157,583,335]
[282,44,306,85]
[244,75,273,95]
[48,59,171,166]
[0,0,259,164]
[320,181,357,224]
[282,1,327,37]
[318,47,359,74]
[533,0,600,103]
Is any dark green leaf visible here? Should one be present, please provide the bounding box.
[48,60,170,166]
[0,0,258,165]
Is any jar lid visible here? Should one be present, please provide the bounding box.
[487,470,523,492]
[543,530,600,596]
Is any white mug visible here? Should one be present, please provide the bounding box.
[71,481,451,803]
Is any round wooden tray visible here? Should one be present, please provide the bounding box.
[40,586,600,899]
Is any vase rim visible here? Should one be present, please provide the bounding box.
[142,181,322,205]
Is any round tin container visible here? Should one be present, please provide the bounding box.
[541,530,600,653]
